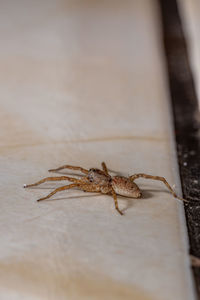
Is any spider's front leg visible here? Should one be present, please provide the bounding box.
[48,164,88,174]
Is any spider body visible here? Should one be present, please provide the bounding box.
[24,162,187,215]
[87,169,141,198]
[112,176,142,198]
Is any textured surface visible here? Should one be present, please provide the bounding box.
[160,0,200,297]
[0,1,195,299]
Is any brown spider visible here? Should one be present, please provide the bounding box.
[24,162,188,215]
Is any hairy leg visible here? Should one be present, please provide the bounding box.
[111,188,123,215]
[101,162,109,175]
[79,183,123,215]
[24,176,83,188]
[37,183,82,201]
[48,165,88,174]
[130,173,188,202]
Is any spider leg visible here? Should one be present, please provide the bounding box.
[48,164,88,174]
[130,173,188,203]
[78,183,123,215]
[76,183,101,193]
[24,176,82,188]
[111,188,123,215]
[101,162,109,175]
[37,183,82,201]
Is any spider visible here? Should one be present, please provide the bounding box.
[24,162,187,215]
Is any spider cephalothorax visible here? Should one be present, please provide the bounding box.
[87,168,111,184]
[24,162,187,215]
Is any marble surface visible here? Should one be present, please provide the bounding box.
[0,1,195,299]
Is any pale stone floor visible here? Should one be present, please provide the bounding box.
[0,1,196,299]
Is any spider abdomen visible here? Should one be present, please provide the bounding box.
[111,176,142,198]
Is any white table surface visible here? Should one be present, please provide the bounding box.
[0,1,195,299]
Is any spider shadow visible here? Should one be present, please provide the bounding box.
[120,189,174,213]
[119,190,152,213]
[41,193,102,202]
